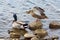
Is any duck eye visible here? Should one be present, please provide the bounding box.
[34,34,37,35]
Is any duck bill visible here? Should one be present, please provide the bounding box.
[45,16,48,19]
[26,11,30,14]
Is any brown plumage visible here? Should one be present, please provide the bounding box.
[33,7,47,16]
[33,6,45,12]
[26,7,48,19]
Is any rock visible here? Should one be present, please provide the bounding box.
[24,33,35,40]
[24,33,35,38]
[31,37,39,40]
[29,20,42,30]
[51,35,59,40]
[43,36,51,40]
[9,28,27,38]
[10,31,21,38]
[10,38,20,40]
[9,28,21,38]
[34,29,48,38]
[19,29,27,36]
[49,21,60,29]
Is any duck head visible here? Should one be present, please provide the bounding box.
[26,10,34,14]
[13,14,17,22]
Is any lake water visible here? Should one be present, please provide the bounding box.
[0,0,60,40]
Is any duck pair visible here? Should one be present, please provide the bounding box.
[12,6,48,30]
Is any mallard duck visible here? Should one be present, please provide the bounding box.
[26,7,48,19]
[12,14,28,29]
[8,14,28,36]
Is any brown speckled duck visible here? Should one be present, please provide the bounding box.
[26,7,48,19]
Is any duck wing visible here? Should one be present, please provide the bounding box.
[32,13,48,19]
[31,13,42,19]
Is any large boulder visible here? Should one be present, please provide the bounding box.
[9,29,21,38]
[9,28,27,38]
[49,21,60,29]
[29,20,42,31]
[34,29,48,38]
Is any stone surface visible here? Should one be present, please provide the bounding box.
[34,29,48,38]
[31,37,39,40]
[24,33,35,40]
[29,20,42,30]
[24,33,35,38]
[49,21,60,29]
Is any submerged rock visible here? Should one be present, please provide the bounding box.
[49,21,60,29]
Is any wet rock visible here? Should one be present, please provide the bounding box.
[51,35,59,40]
[24,33,35,40]
[49,21,60,29]
[43,35,59,40]
[34,29,48,38]
[29,20,42,30]
[10,38,20,40]
[8,28,27,38]
[31,37,39,40]
[8,28,21,38]
[10,32,21,38]
[43,36,51,40]
[19,29,27,36]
